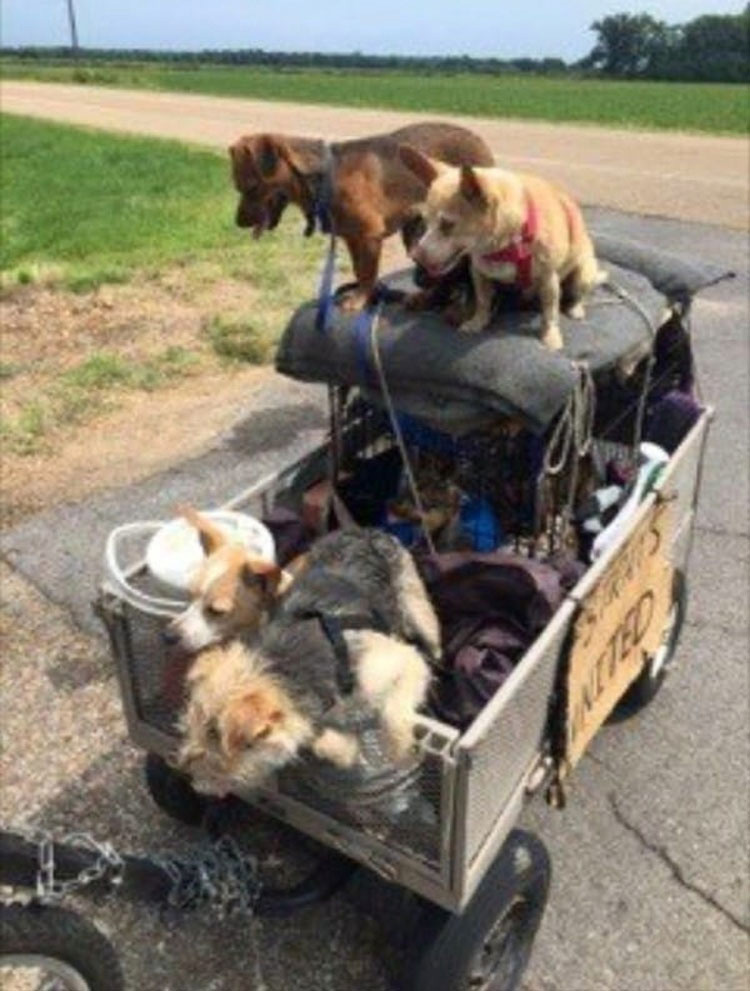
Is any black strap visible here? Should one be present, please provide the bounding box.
[297,144,334,237]
[297,605,390,697]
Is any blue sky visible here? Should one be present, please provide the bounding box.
[2,1,744,60]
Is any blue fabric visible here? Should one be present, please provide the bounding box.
[460,496,502,552]
[353,305,376,385]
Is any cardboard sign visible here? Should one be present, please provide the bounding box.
[563,498,673,771]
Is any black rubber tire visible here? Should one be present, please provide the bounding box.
[398,829,551,991]
[0,902,124,991]
[144,751,209,826]
[613,570,688,719]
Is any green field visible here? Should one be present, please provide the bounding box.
[1,59,747,135]
[0,112,320,291]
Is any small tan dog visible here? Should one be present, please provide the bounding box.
[176,528,438,796]
[399,147,604,350]
[164,507,293,654]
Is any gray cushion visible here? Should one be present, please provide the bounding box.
[594,233,735,303]
[275,239,733,435]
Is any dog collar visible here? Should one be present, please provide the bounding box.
[299,143,335,237]
[480,191,538,289]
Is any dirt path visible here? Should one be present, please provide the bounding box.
[2,80,747,230]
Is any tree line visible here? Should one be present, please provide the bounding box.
[582,6,748,82]
[2,7,747,83]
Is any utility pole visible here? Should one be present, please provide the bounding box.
[65,0,79,55]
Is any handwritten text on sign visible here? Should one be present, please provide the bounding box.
[565,498,673,769]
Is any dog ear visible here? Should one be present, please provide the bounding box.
[241,557,283,595]
[178,504,226,556]
[255,135,283,179]
[225,691,283,753]
[459,166,487,206]
[398,144,444,189]
[228,138,254,178]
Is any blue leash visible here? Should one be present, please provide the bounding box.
[316,232,338,333]
[313,145,338,333]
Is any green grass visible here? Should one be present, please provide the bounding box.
[2,59,747,134]
[0,113,328,453]
[0,111,323,293]
[0,111,239,290]
[206,314,273,364]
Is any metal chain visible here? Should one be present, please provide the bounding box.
[16,827,260,918]
[32,830,124,903]
[150,835,262,918]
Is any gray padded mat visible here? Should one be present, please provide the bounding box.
[276,239,733,435]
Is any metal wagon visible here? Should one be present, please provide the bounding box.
[94,255,714,987]
[2,237,724,991]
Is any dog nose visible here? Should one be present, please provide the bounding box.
[161,626,180,647]
[235,202,252,228]
[410,244,428,268]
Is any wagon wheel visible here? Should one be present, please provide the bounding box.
[613,570,687,719]
[398,829,551,991]
[144,752,209,826]
[0,902,124,991]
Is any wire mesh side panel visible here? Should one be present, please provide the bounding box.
[120,600,186,738]
[456,603,574,870]
[652,413,711,572]
[108,586,448,873]
[276,736,446,870]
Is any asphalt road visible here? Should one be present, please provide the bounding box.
[1,80,748,230]
[1,207,748,991]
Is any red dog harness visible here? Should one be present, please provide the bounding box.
[480,192,539,289]
[480,193,576,290]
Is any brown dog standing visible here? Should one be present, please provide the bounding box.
[229,122,494,310]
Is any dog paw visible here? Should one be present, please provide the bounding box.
[313,729,360,767]
[566,302,585,320]
[541,324,564,350]
[338,290,368,313]
[458,316,487,334]
[384,722,418,765]
[443,300,470,327]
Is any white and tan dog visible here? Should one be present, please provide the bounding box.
[400,146,605,350]
[164,507,294,654]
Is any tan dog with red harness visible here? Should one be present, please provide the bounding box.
[400,147,605,350]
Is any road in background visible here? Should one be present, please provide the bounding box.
[1,79,747,230]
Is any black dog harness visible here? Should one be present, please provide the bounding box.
[290,568,438,703]
[298,606,392,698]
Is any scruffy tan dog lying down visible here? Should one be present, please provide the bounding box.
[399,146,605,350]
[176,529,440,796]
